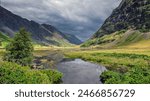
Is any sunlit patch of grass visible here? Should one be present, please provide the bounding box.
[65,49,150,70]
[121,40,150,49]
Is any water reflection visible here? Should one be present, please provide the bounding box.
[57,59,106,84]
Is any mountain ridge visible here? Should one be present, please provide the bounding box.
[0,6,82,46]
[82,0,150,48]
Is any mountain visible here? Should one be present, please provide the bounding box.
[93,0,150,38]
[0,6,82,46]
[82,0,150,48]
[42,24,82,45]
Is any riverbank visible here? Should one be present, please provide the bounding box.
[65,48,150,84]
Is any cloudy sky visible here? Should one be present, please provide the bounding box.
[2,0,121,41]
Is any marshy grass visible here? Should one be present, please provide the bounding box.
[65,48,150,84]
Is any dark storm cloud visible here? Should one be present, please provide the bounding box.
[2,0,121,41]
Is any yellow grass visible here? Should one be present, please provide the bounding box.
[122,40,150,49]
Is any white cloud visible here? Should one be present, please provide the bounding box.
[2,0,121,41]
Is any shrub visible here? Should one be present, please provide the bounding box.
[100,71,123,84]
[0,62,62,84]
[41,70,63,84]
[100,67,150,84]
[123,67,150,84]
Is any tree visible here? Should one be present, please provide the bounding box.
[4,28,33,66]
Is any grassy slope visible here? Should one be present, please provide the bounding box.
[34,32,76,47]
[0,32,10,41]
[0,32,10,48]
[0,32,75,48]
[50,37,75,47]
[81,29,150,49]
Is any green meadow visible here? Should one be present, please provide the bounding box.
[65,48,150,84]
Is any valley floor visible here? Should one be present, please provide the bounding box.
[0,47,150,84]
[33,47,150,84]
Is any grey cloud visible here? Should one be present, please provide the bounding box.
[2,0,121,41]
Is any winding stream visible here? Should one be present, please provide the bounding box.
[57,59,106,84]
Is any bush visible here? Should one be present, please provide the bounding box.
[100,71,123,84]
[0,62,62,84]
[123,67,150,84]
[41,70,63,84]
[100,67,150,84]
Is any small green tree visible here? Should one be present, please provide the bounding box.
[4,28,33,66]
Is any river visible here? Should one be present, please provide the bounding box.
[57,59,106,84]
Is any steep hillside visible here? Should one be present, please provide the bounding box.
[82,29,150,48]
[42,24,82,45]
[82,0,150,48]
[93,0,150,38]
[0,32,10,47]
[0,32,10,41]
[0,6,81,46]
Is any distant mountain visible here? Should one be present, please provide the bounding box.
[82,0,150,48]
[42,24,82,45]
[0,6,82,46]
